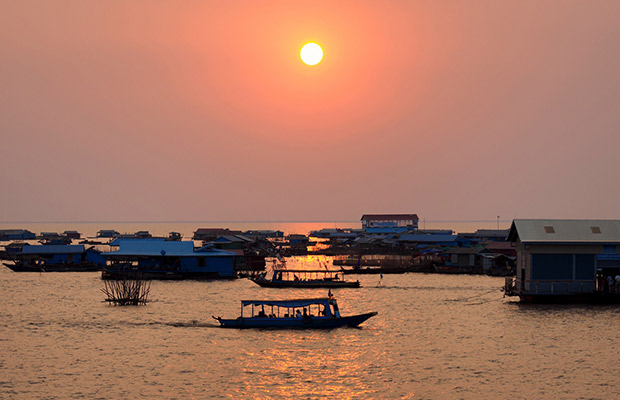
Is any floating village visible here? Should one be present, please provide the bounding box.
[3,214,620,323]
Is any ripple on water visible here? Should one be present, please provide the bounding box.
[1,270,620,399]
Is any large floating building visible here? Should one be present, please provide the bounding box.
[505,219,620,302]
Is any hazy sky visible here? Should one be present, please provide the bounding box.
[1,1,619,222]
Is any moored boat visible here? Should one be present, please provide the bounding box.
[340,265,417,274]
[250,269,360,288]
[213,296,377,329]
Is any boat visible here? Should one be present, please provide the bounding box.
[5,261,102,272]
[339,265,417,274]
[250,269,360,288]
[101,265,221,280]
[213,296,377,329]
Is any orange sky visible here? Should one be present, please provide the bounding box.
[1,1,619,222]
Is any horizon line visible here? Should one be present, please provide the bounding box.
[0,219,513,224]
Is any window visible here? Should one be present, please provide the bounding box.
[531,254,572,279]
[544,226,555,234]
[198,257,206,267]
[591,226,601,234]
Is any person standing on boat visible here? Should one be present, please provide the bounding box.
[596,270,605,291]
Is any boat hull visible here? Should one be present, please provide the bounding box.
[250,278,360,288]
[101,268,221,281]
[340,266,416,274]
[216,312,378,329]
[3,262,101,272]
[518,292,620,304]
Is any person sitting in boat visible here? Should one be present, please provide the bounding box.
[294,275,299,281]
[295,309,302,318]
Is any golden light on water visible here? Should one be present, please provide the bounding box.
[300,42,323,65]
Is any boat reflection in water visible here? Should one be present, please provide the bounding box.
[214,295,377,329]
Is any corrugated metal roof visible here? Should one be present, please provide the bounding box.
[397,234,458,243]
[508,219,620,243]
[105,239,235,257]
[105,239,195,257]
[21,245,85,254]
[446,247,484,254]
[361,214,419,221]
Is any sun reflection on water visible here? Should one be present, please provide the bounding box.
[227,331,381,399]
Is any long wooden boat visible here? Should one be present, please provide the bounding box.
[213,297,377,329]
[340,265,417,274]
[3,261,101,272]
[101,266,221,280]
[250,269,360,288]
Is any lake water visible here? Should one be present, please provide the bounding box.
[2,260,619,400]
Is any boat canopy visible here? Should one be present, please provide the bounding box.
[241,298,332,308]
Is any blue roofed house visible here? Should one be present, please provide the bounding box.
[5,244,106,271]
[103,239,235,279]
[396,234,462,247]
[361,214,419,234]
[505,219,620,302]
[0,229,36,241]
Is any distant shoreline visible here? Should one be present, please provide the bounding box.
[0,219,512,224]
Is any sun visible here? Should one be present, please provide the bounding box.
[300,43,323,66]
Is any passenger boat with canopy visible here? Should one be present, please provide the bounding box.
[213,295,377,329]
[250,269,360,288]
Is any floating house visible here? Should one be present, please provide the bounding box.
[102,239,235,280]
[459,229,510,244]
[443,247,485,273]
[505,219,620,302]
[212,235,255,250]
[396,234,462,247]
[286,234,311,245]
[361,214,419,233]
[193,228,242,241]
[244,230,284,239]
[63,230,81,239]
[3,244,105,272]
[310,228,361,240]
[439,246,514,275]
[97,230,120,238]
[0,229,36,241]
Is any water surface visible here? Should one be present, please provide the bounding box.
[1,268,618,399]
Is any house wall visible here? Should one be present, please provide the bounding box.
[180,256,234,277]
[515,241,617,294]
[362,219,418,229]
[86,251,106,265]
[133,255,235,277]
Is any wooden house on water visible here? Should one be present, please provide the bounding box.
[0,229,36,241]
[3,244,105,272]
[102,239,235,280]
[504,219,620,303]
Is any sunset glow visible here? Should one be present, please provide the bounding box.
[300,42,323,65]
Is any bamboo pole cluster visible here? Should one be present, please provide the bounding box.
[101,278,151,306]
